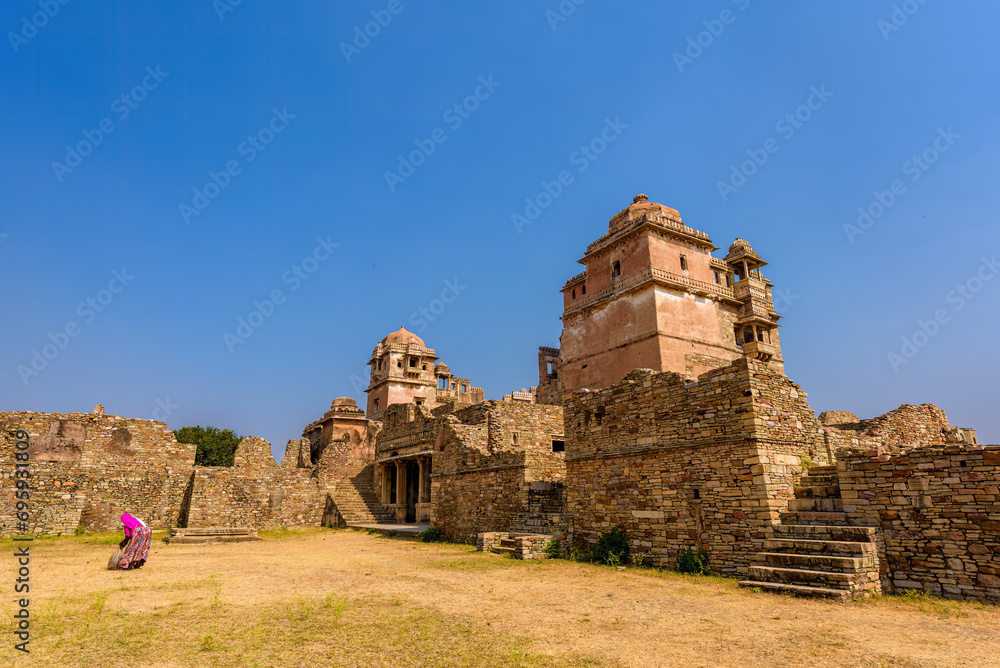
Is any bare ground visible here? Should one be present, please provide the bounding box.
[2,528,998,667]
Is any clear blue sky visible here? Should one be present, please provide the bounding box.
[3,1,998,459]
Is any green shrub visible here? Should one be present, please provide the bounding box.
[74,524,85,536]
[420,527,442,543]
[677,547,710,575]
[592,526,629,566]
[543,539,561,559]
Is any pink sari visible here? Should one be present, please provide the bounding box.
[119,513,151,569]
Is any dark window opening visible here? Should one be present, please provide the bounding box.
[693,489,701,500]
[511,433,518,445]
[397,361,402,368]
[551,440,565,452]
[415,397,425,406]
[572,288,576,299]
[611,261,621,279]
[594,409,604,426]
[713,271,720,284]
[409,359,417,367]
[581,284,587,294]
[680,255,688,271]
[373,399,380,412]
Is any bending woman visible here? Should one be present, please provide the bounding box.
[118,513,152,570]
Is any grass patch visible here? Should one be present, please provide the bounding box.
[30,589,600,667]
[854,589,997,618]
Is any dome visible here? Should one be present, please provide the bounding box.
[382,326,426,348]
[435,361,451,373]
[329,397,357,409]
[728,238,754,254]
[607,194,683,235]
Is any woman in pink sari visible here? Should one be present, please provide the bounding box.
[118,513,151,570]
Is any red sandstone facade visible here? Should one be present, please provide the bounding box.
[558,194,783,394]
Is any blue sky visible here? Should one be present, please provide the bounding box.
[3,1,998,458]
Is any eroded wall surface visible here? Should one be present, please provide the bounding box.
[564,358,828,575]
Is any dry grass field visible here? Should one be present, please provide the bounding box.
[2,528,998,667]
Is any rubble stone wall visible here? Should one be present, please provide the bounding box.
[565,359,826,575]
[838,444,1000,600]
[1,410,328,535]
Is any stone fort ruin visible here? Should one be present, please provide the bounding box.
[3,195,995,601]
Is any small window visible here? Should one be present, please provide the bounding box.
[397,361,402,368]
[422,364,427,370]
[713,271,720,284]
[693,489,701,499]
[415,397,425,406]
[373,399,380,412]
[572,288,576,299]
[546,362,553,375]
[551,440,565,452]
[611,261,621,279]
[581,284,586,295]
[409,359,417,367]
[680,255,688,271]
[511,433,519,445]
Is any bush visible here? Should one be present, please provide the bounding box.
[677,547,710,575]
[174,425,243,467]
[420,527,442,543]
[543,539,561,559]
[592,526,629,566]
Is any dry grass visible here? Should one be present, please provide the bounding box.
[2,529,998,667]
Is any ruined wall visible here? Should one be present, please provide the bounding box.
[0,410,197,535]
[822,404,955,454]
[838,444,1000,601]
[564,359,827,575]
[1,410,329,535]
[425,402,566,543]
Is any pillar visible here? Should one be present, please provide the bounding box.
[418,457,427,503]
[395,460,406,522]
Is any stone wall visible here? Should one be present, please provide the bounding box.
[1,409,329,535]
[564,358,828,576]
[369,400,567,543]
[822,404,956,454]
[837,444,1000,600]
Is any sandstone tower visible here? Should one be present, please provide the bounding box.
[365,326,483,418]
[558,194,784,393]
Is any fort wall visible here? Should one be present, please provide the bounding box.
[564,358,828,575]
[838,444,1000,600]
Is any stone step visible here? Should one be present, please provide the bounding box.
[500,538,519,548]
[739,580,850,601]
[798,474,838,485]
[749,565,854,589]
[757,552,862,571]
[793,485,839,499]
[806,465,838,475]
[490,546,516,555]
[773,524,878,544]
[780,511,848,525]
[788,498,844,512]
[172,527,254,536]
[764,537,872,556]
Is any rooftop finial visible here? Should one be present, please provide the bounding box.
[633,193,648,204]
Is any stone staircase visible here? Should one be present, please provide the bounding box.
[326,462,395,526]
[739,465,882,600]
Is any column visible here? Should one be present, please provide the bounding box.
[418,457,427,503]
[395,461,406,521]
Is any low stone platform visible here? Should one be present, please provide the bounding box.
[347,523,428,535]
[164,527,262,544]
[477,532,553,559]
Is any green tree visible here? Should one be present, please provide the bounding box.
[174,425,243,467]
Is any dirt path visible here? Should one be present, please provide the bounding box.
[2,529,996,667]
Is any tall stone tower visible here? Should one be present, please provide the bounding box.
[558,194,783,394]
